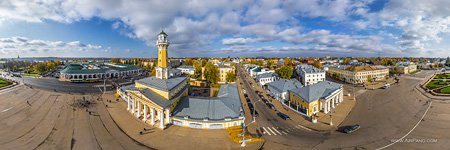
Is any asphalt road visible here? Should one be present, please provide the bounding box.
[1,72,114,93]
[237,64,449,149]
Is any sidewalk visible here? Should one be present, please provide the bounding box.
[102,92,264,150]
[242,69,356,132]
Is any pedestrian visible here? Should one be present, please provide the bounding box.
[27,100,31,106]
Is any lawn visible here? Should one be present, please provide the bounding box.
[0,79,11,88]
[425,80,450,89]
[438,86,450,94]
[23,73,41,78]
[433,73,450,79]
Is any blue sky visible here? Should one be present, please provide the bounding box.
[0,0,449,58]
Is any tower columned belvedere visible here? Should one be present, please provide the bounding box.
[156,30,169,79]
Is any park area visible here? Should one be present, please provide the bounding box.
[0,78,12,88]
[425,73,450,94]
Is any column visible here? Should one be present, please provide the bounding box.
[327,101,330,112]
[159,110,165,129]
[127,96,130,110]
[143,105,148,121]
[136,101,141,117]
[131,99,135,114]
[150,108,155,125]
[165,108,170,124]
[332,98,335,108]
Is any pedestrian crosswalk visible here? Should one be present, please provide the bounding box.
[261,126,289,136]
[261,125,310,136]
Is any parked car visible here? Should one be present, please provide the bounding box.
[266,102,275,110]
[383,83,390,89]
[277,112,290,120]
[343,124,361,133]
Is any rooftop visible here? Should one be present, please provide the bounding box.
[256,73,276,80]
[297,64,325,73]
[172,84,243,121]
[268,78,303,93]
[135,76,187,92]
[60,63,141,74]
[289,81,342,103]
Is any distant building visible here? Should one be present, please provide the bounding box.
[267,79,303,102]
[177,65,195,75]
[59,63,143,82]
[255,73,278,87]
[288,81,343,116]
[327,65,389,84]
[296,64,325,86]
[218,65,235,83]
[394,62,417,74]
[249,67,274,77]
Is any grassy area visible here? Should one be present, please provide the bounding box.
[227,126,262,144]
[439,86,450,94]
[433,73,450,79]
[426,80,450,89]
[0,79,12,88]
[409,70,420,74]
[23,73,41,78]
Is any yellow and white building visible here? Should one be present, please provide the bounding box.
[327,65,389,84]
[394,62,417,74]
[118,31,243,130]
[288,81,343,117]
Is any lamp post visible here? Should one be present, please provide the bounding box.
[240,118,256,147]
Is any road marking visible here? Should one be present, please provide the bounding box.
[265,127,277,135]
[262,127,271,135]
[376,101,433,150]
[1,107,13,113]
[271,127,282,135]
[281,131,288,135]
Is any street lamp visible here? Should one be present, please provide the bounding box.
[240,118,256,147]
[329,108,334,126]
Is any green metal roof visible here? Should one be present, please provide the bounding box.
[60,63,141,74]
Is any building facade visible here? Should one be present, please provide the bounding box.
[288,81,343,117]
[327,65,389,84]
[267,79,303,102]
[177,66,195,75]
[296,64,325,86]
[59,63,143,82]
[394,62,417,74]
[255,73,278,87]
[218,65,235,83]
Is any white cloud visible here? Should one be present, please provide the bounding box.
[0,36,108,57]
[0,0,449,57]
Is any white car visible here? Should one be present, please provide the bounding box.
[383,83,390,89]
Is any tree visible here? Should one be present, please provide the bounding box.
[312,61,323,69]
[266,59,274,69]
[256,60,264,66]
[183,58,194,66]
[225,70,236,83]
[367,75,373,83]
[111,58,121,63]
[276,66,293,79]
[342,58,350,65]
[203,62,219,85]
[150,67,156,76]
[193,60,203,79]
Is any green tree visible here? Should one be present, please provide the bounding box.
[203,62,219,85]
[193,60,203,79]
[276,66,293,79]
[34,63,47,75]
[225,70,236,83]
[183,58,194,66]
[266,59,274,69]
